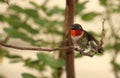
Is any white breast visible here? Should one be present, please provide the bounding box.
[71,36,81,41]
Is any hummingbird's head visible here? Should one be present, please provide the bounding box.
[70,24,84,37]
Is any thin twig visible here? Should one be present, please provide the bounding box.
[100,18,105,47]
[4,0,9,5]
[0,41,73,52]
[2,36,9,43]
[0,41,93,57]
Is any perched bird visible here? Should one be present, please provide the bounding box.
[70,24,103,54]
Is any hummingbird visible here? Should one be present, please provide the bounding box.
[70,24,103,54]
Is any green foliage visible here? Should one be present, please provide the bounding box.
[0,48,8,62]
[0,0,4,2]
[81,12,100,21]
[111,61,120,71]
[6,55,22,59]
[6,54,23,63]
[9,5,39,18]
[24,59,46,71]
[22,73,37,78]
[75,1,88,14]
[99,0,107,6]
[37,53,65,69]
[104,44,113,51]
[112,7,120,13]
[9,5,24,13]
[0,0,8,4]
[0,48,9,56]
[47,6,64,16]
[0,15,5,22]
[23,9,39,18]
[34,18,48,27]
[114,43,120,51]
[4,28,35,43]
[0,75,5,78]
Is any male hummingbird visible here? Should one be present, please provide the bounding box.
[70,24,103,54]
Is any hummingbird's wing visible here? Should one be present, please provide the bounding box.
[85,31,99,45]
[85,31,103,53]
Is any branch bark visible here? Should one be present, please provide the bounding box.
[65,0,75,78]
[0,41,93,57]
[0,41,73,52]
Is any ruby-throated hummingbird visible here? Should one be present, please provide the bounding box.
[70,24,103,54]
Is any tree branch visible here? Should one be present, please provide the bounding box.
[0,41,94,57]
[0,41,73,52]
[65,0,76,78]
[100,18,105,47]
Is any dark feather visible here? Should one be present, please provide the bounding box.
[85,31,99,45]
[85,31,103,54]
[98,48,104,53]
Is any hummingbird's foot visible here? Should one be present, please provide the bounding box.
[74,48,78,51]
[75,48,94,57]
[98,47,104,54]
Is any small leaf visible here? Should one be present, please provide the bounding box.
[111,61,120,71]
[5,16,21,29]
[5,15,39,34]
[0,48,9,62]
[6,55,22,59]
[4,28,35,43]
[37,53,65,69]
[30,1,40,9]
[0,74,5,78]
[6,55,23,63]
[82,12,100,21]
[114,43,120,51]
[34,18,48,27]
[10,59,23,63]
[24,59,46,71]
[0,15,5,22]
[0,0,4,2]
[23,9,39,18]
[0,48,9,56]
[21,23,39,34]
[0,0,9,4]
[37,53,55,68]
[104,44,113,51]
[22,73,37,78]
[9,5,23,12]
[112,7,120,13]
[9,5,39,18]
[76,1,88,14]
[47,6,64,16]
[99,0,107,6]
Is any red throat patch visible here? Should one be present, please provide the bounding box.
[70,30,83,37]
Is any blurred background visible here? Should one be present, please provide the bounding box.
[0,0,120,78]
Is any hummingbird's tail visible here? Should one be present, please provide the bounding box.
[98,47,104,54]
[88,41,104,54]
